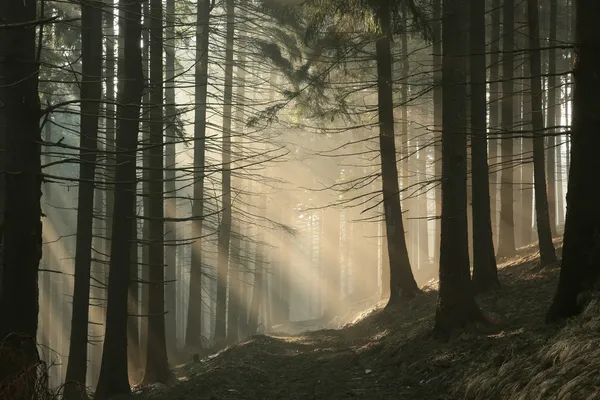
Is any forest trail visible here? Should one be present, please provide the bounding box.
[135,242,600,400]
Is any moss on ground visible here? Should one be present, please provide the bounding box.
[132,241,600,400]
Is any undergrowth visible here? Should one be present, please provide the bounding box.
[129,242,600,399]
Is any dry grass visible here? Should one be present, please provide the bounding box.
[132,241,600,400]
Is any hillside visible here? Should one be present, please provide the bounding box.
[133,243,600,400]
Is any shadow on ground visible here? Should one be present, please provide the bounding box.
[134,242,600,400]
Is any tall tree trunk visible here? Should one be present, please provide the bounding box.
[185,0,211,352]
[64,0,103,397]
[526,0,558,267]
[128,199,140,380]
[164,0,178,359]
[488,0,501,246]
[521,56,534,247]
[143,0,170,383]
[95,0,144,397]
[434,0,484,339]
[247,223,264,335]
[545,0,558,237]
[380,211,390,300]
[432,0,442,264]
[0,0,43,396]
[138,0,150,371]
[546,0,599,322]
[376,4,420,306]
[227,35,248,342]
[470,0,500,293]
[214,0,235,344]
[497,0,516,258]
[100,4,116,383]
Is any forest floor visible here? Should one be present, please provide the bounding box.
[134,241,600,400]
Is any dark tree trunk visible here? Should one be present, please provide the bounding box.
[215,0,234,344]
[521,56,534,247]
[546,0,600,322]
[497,0,516,258]
[227,29,247,344]
[545,0,558,237]
[128,200,140,379]
[470,0,500,293]
[64,1,103,398]
[526,0,558,267]
[185,0,210,352]
[247,234,264,335]
[164,0,178,359]
[434,0,484,339]
[143,0,170,383]
[375,4,420,306]
[138,0,150,371]
[0,0,43,397]
[100,3,116,383]
[488,0,501,246]
[432,0,442,264]
[94,0,144,397]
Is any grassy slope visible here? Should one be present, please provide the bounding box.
[137,242,600,400]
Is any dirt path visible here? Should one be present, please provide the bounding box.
[137,246,569,400]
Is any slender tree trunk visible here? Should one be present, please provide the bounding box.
[100,4,115,382]
[470,0,499,293]
[95,0,144,397]
[323,207,341,318]
[164,0,178,359]
[526,0,558,267]
[185,0,211,353]
[128,199,140,380]
[227,24,246,344]
[279,192,291,323]
[64,0,103,397]
[432,0,442,264]
[247,227,264,335]
[545,0,558,237]
[546,0,600,322]
[488,0,501,246]
[376,4,420,306]
[214,0,235,344]
[497,0,516,258]
[0,0,43,396]
[521,55,534,247]
[138,0,150,371]
[143,0,170,383]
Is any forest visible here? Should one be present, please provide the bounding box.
[0,0,599,398]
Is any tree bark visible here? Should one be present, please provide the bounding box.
[434,0,484,339]
[142,0,170,383]
[164,0,178,359]
[215,0,235,344]
[526,0,558,267]
[185,0,211,352]
[64,0,103,397]
[488,0,501,246]
[432,0,442,264]
[94,0,144,397]
[497,0,516,258]
[545,0,558,237]
[0,0,43,397]
[470,0,500,293]
[376,4,420,306]
[546,0,600,322]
